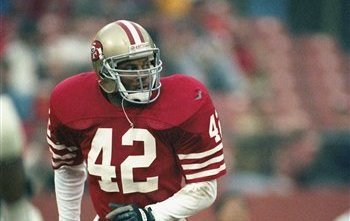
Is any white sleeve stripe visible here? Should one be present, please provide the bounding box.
[47,136,78,152]
[177,143,223,160]
[181,155,224,170]
[49,148,77,160]
[185,164,226,180]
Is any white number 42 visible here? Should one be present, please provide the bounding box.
[87,128,158,194]
[88,110,221,194]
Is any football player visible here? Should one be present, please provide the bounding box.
[0,93,43,221]
[47,20,226,221]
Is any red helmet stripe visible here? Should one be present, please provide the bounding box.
[116,21,135,45]
[131,23,145,42]
[116,20,145,45]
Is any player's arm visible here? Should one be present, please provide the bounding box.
[47,108,86,221]
[54,163,87,221]
[106,180,217,221]
[145,93,226,220]
[147,179,217,220]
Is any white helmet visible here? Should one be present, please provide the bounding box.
[91,20,162,104]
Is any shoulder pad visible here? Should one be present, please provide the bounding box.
[50,72,99,125]
[145,74,211,129]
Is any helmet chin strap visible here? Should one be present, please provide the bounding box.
[123,91,152,103]
[117,77,153,104]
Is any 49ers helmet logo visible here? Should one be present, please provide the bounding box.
[91,40,104,61]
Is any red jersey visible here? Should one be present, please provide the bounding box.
[47,72,226,219]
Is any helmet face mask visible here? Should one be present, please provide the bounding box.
[103,50,162,104]
[91,20,162,104]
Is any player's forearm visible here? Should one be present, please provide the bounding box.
[55,163,87,221]
[147,180,217,221]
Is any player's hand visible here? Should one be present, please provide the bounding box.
[106,203,155,221]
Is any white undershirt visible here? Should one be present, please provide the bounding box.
[55,163,217,221]
[55,164,87,221]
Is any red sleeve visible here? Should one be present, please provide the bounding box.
[174,94,226,183]
[47,107,84,170]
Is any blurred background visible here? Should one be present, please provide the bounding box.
[0,0,349,220]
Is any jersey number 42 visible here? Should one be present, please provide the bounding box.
[87,128,158,194]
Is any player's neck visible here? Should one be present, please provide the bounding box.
[105,92,123,106]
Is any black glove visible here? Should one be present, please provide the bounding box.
[106,203,155,221]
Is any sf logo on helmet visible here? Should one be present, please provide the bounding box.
[91,40,104,61]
